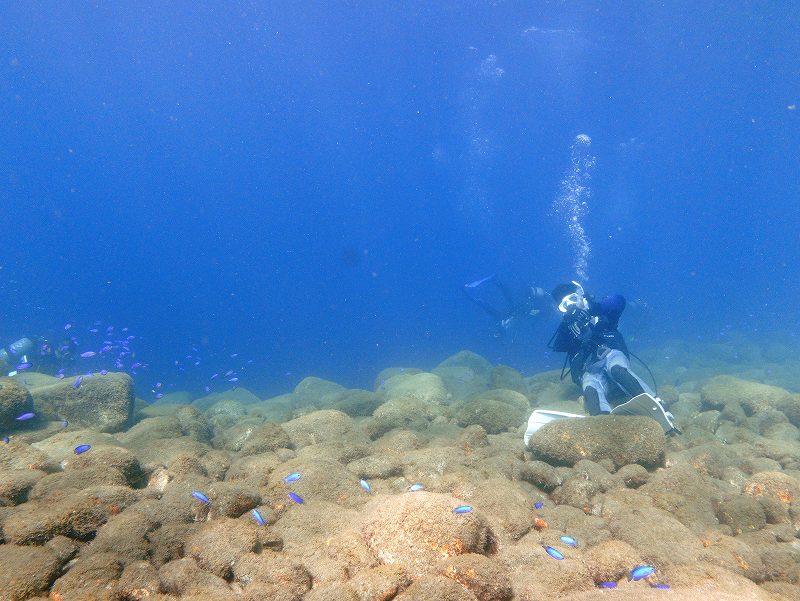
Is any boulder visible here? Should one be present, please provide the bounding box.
[0,543,65,600]
[331,388,383,416]
[743,471,800,505]
[282,409,360,449]
[490,365,528,395]
[701,375,800,426]
[363,397,442,440]
[30,371,134,433]
[293,377,346,407]
[439,553,512,601]
[184,517,260,579]
[383,372,449,406]
[527,415,666,469]
[232,552,312,599]
[361,491,496,578]
[0,468,45,505]
[455,390,530,434]
[49,551,124,601]
[0,377,33,431]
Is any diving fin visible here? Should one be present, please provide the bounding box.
[611,393,681,435]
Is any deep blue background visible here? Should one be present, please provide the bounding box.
[1,1,798,396]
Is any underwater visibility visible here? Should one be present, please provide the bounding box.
[0,3,799,600]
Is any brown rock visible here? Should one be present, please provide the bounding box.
[440,553,513,601]
[282,409,360,449]
[50,551,123,601]
[239,422,291,455]
[0,543,63,601]
[158,557,232,596]
[233,552,312,598]
[347,564,412,600]
[184,517,260,579]
[31,371,134,432]
[116,560,161,600]
[0,377,33,431]
[0,468,46,505]
[582,539,642,584]
[361,492,496,578]
[83,510,159,564]
[398,575,478,600]
[527,415,665,469]
[3,485,140,544]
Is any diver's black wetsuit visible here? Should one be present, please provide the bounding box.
[548,294,650,415]
[462,276,549,336]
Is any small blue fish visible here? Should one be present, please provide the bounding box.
[15,412,35,421]
[62,421,68,427]
[2,436,9,443]
[73,376,82,389]
[74,444,91,454]
[630,565,655,581]
[283,472,302,483]
[359,479,371,493]
[651,584,670,590]
[464,274,495,288]
[100,369,108,375]
[560,535,577,547]
[288,492,304,504]
[598,582,617,589]
[191,491,210,503]
[534,502,544,509]
[453,505,473,514]
[544,545,564,560]
[56,373,65,379]
[80,351,96,358]
[155,393,163,399]
[251,508,265,526]
[16,362,32,370]
[408,484,424,491]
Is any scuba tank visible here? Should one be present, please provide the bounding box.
[0,337,34,368]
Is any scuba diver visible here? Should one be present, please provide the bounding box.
[0,337,35,372]
[462,274,552,339]
[0,335,77,374]
[547,281,679,434]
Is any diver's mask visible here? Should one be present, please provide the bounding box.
[557,281,587,314]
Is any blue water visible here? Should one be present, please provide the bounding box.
[1,2,798,397]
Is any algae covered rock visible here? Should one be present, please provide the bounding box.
[30,371,134,433]
[282,409,360,449]
[293,376,347,407]
[438,553,512,601]
[383,372,448,405]
[455,389,530,434]
[0,543,65,600]
[363,397,442,440]
[490,365,528,394]
[361,491,496,578]
[527,415,666,469]
[184,517,260,579]
[0,377,33,430]
[701,375,800,426]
